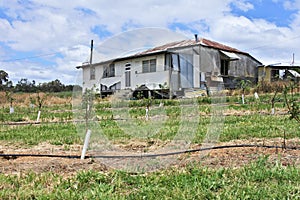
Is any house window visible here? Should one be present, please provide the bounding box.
[171,54,180,71]
[271,70,279,82]
[165,53,180,71]
[142,59,156,73]
[165,54,171,71]
[179,54,194,88]
[103,63,115,78]
[90,66,95,80]
[220,59,229,76]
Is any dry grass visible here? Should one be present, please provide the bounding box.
[0,92,71,107]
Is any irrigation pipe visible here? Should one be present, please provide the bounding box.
[0,120,74,126]
[0,144,299,160]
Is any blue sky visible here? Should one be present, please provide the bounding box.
[1,0,300,84]
[231,0,297,27]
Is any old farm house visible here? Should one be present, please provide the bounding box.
[77,36,262,98]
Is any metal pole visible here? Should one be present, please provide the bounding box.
[169,54,172,99]
[90,40,93,66]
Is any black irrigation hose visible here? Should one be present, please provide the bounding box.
[1,120,75,126]
[0,154,81,159]
[0,144,299,160]
[90,144,300,159]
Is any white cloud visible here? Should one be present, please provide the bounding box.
[283,0,300,10]
[207,14,300,63]
[231,0,254,12]
[1,7,97,52]
[0,0,234,54]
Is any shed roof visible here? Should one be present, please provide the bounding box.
[260,63,300,70]
[288,70,300,77]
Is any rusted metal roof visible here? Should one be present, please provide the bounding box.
[201,38,244,53]
[77,37,259,68]
[134,38,246,56]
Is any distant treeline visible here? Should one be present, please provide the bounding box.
[1,78,75,93]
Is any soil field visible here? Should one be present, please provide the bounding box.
[1,138,299,177]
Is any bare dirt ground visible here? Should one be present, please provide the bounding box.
[186,138,300,169]
[0,138,299,176]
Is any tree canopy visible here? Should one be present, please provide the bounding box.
[0,70,74,93]
[0,70,9,85]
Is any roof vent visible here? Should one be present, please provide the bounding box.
[194,34,198,42]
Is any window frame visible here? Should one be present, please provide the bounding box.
[102,63,115,78]
[271,69,279,82]
[90,66,96,80]
[171,54,180,71]
[142,59,156,73]
[220,59,229,76]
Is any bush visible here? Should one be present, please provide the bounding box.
[256,81,287,93]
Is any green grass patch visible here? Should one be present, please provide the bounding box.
[220,114,299,142]
[0,123,80,145]
[0,157,299,199]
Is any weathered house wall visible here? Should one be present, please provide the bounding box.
[82,63,102,91]
[169,46,259,89]
[126,55,167,89]
[229,54,258,78]
[169,47,196,90]
[199,47,220,74]
[87,54,168,93]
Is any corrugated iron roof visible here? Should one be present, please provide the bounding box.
[201,38,244,53]
[77,37,259,68]
[134,38,246,56]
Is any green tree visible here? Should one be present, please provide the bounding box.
[239,79,251,104]
[0,70,9,90]
[15,78,36,92]
[284,82,300,123]
[39,79,65,92]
